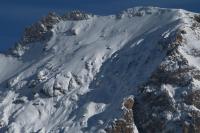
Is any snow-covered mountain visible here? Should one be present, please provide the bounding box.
[0,7,200,133]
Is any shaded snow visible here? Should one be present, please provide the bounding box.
[0,7,196,133]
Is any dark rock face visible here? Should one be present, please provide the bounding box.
[62,11,90,21]
[133,30,200,133]
[149,56,192,87]
[21,11,90,45]
[194,15,200,23]
[106,97,137,133]
[181,110,200,133]
[23,22,48,44]
[148,32,192,87]
[40,12,61,30]
[185,90,200,109]
[22,12,61,44]
[135,84,177,133]
[183,90,200,132]
[10,11,90,57]
[9,12,61,57]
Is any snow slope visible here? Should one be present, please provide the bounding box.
[0,7,200,133]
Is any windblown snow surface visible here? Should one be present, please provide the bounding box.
[0,7,200,133]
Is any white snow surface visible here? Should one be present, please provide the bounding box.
[0,7,198,133]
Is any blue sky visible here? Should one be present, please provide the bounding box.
[0,0,200,52]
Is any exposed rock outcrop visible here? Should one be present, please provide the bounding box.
[106,96,138,133]
[133,17,200,132]
[194,15,200,23]
[22,12,61,44]
[62,10,91,21]
[10,11,90,57]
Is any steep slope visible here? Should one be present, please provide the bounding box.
[0,7,200,133]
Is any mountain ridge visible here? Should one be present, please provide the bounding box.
[0,6,200,133]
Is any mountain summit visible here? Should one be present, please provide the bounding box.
[1,7,200,133]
